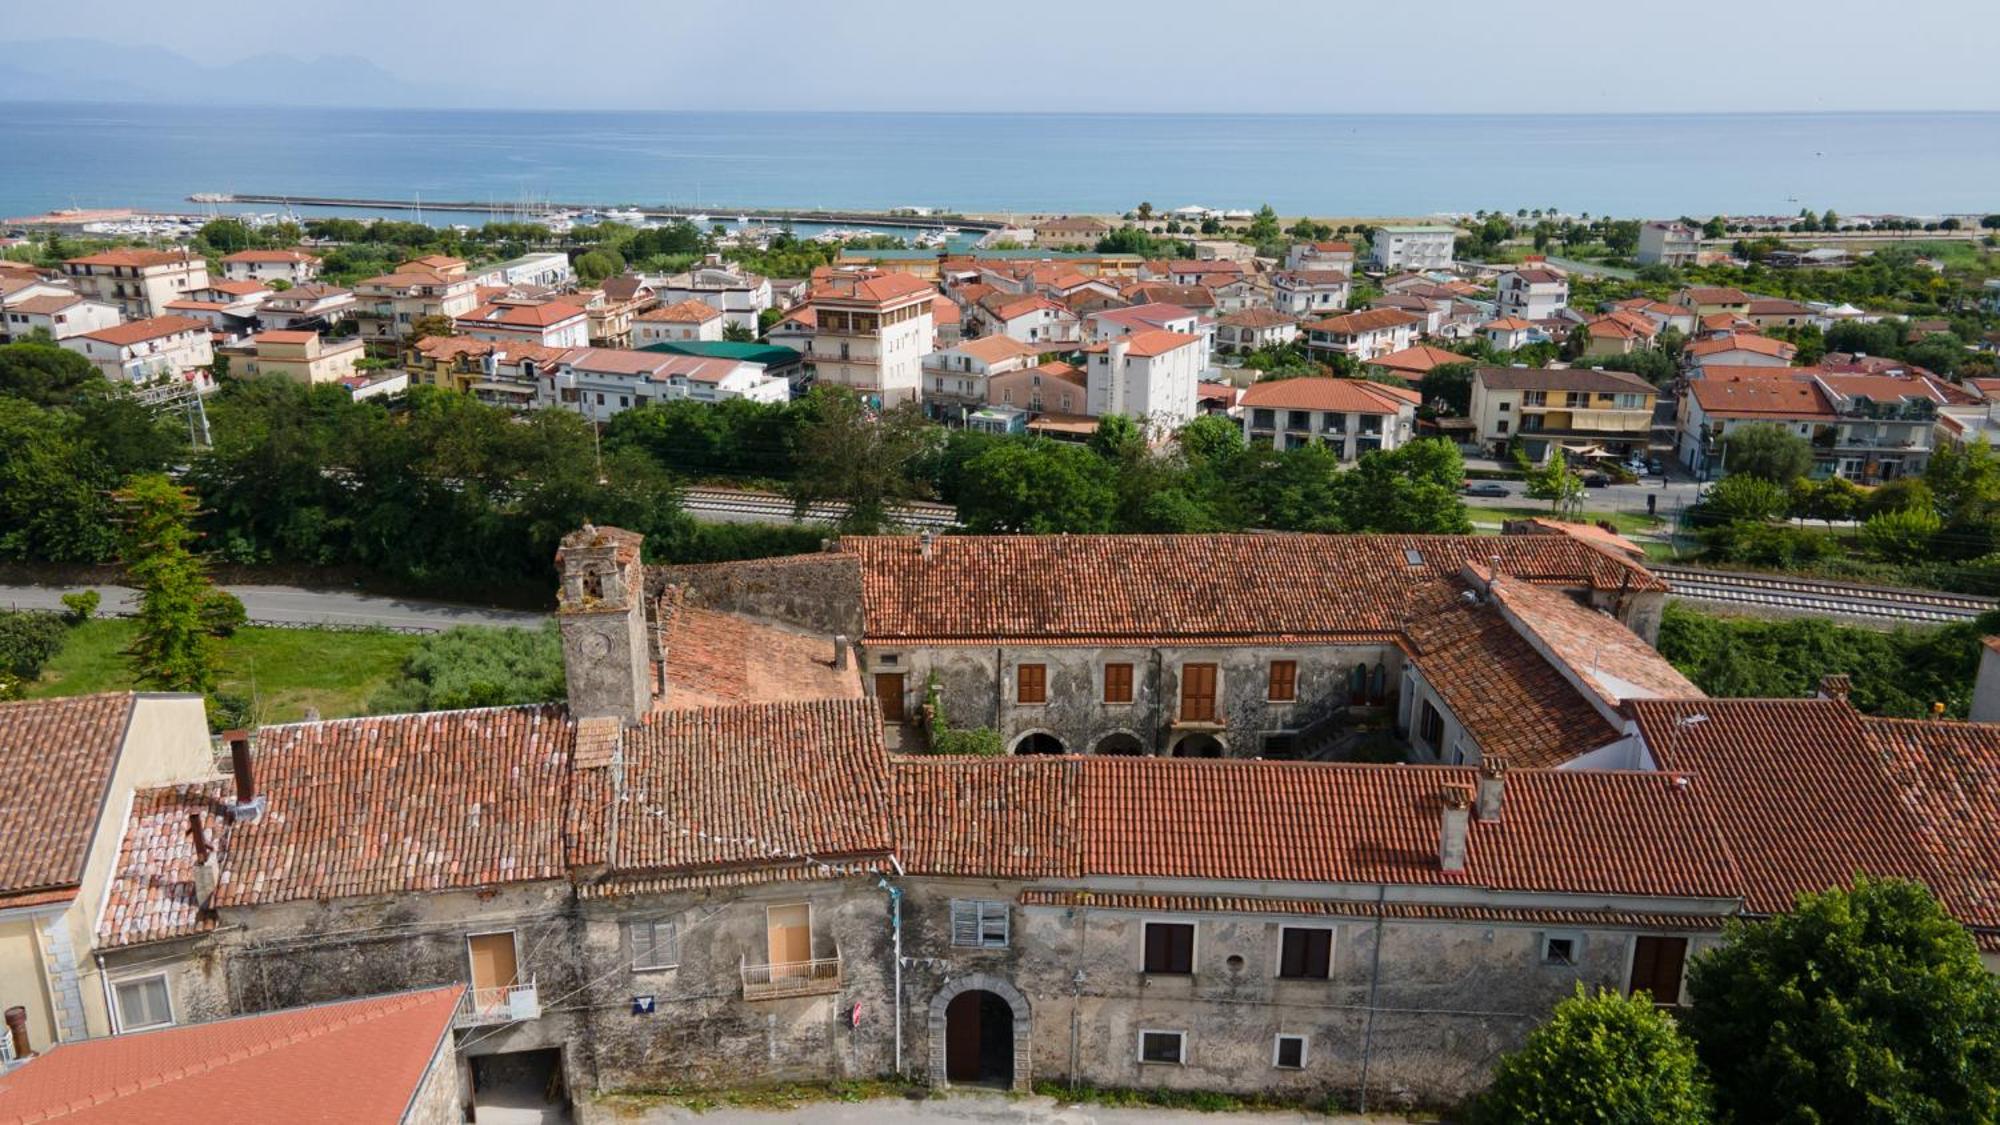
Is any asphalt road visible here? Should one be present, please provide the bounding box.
[0,584,547,632]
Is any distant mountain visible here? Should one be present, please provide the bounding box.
[0,38,469,108]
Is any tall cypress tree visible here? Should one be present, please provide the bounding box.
[116,473,222,696]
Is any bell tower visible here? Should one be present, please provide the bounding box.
[556,524,652,722]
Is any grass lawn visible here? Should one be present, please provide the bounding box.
[28,619,422,723]
[1466,503,1667,537]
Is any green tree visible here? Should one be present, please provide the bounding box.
[1702,215,1728,239]
[1924,437,2000,522]
[1718,422,1813,484]
[1907,332,1966,377]
[0,610,69,699]
[407,313,455,342]
[1788,475,1862,528]
[1860,506,1942,563]
[1521,447,1584,518]
[115,473,224,696]
[574,248,624,284]
[369,622,567,713]
[1701,473,1788,524]
[1338,439,1472,533]
[721,321,755,342]
[786,388,935,534]
[1422,362,1478,415]
[1477,985,1711,1125]
[1246,204,1280,244]
[956,439,1117,534]
[0,339,101,405]
[197,218,257,253]
[1685,877,2000,1125]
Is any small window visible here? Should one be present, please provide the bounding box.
[1402,548,1424,566]
[1267,660,1297,702]
[950,900,1010,948]
[1138,1029,1187,1065]
[1016,663,1047,704]
[1419,701,1445,752]
[1143,921,1195,974]
[114,974,174,1031]
[1102,662,1134,704]
[1541,934,1578,966]
[1273,1034,1308,1069]
[1278,927,1333,980]
[629,920,679,970]
[1261,733,1298,760]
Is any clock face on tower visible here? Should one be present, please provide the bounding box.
[581,633,611,658]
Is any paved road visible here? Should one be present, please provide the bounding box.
[683,486,960,529]
[0,584,547,633]
[607,1091,1399,1124]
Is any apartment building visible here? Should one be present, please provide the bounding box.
[805,270,937,405]
[473,251,574,289]
[656,254,773,331]
[63,315,215,388]
[1469,366,1658,461]
[254,282,356,332]
[969,292,1079,346]
[1239,377,1418,459]
[238,330,366,385]
[218,248,321,286]
[1083,328,1203,431]
[61,248,208,318]
[1672,286,1752,317]
[1679,366,1958,482]
[1271,269,1352,317]
[1,293,120,341]
[631,299,725,346]
[455,297,590,349]
[1495,267,1569,320]
[1214,308,1298,352]
[582,274,659,347]
[1637,221,1700,267]
[1302,308,1420,362]
[921,335,1041,420]
[352,267,479,345]
[547,347,785,421]
[1284,240,1355,271]
[1367,226,1456,270]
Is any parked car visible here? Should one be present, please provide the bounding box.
[1646,457,1664,476]
[1580,471,1611,488]
[1624,458,1650,477]
[1462,481,1509,497]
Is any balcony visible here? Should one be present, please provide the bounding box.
[454,976,539,1028]
[741,950,843,1001]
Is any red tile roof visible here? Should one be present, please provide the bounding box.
[1305,308,1420,335]
[892,757,1081,878]
[1217,309,1296,330]
[661,603,863,708]
[457,300,586,329]
[810,271,936,306]
[1239,377,1414,414]
[1686,375,1834,419]
[950,335,1041,363]
[842,533,1665,645]
[1687,333,1796,360]
[0,986,462,1125]
[78,316,208,347]
[98,782,231,948]
[930,294,961,325]
[220,248,319,264]
[637,299,722,323]
[1084,327,1200,358]
[0,694,138,905]
[1365,344,1469,374]
[1474,366,1656,394]
[1486,573,1700,707]
[64,248,198,269]
[1862,717,2000,931]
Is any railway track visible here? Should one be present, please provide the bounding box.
[1653,565,1998,624]
[681,486,959,529]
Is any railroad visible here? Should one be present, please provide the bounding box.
[1653,565,1999,625]
[681,486,960,529]
[192,193,1008,232]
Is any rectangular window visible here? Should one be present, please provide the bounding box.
[1277,927,1333,980]
[950,900,1010,948]
[1523,390,1547,406]
[114,974,174,1031]
[1016,663,1047,704]
[629,920,679,970]
[1629,935,1688,1006]
[1541,933,1579,966]
[1496,420,1509,434]
[1143,921,1196,974]
[1267,660,1297,702]
[1419,700,1445,752]
[1179,663,1217,722]
[1138,1030,1187,1065]
[1273,1034,1308,1069]
[1102,662,1134,704]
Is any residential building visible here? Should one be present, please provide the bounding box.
[1271,270,1352,317]
[1680,366,1959,482]
[922,335,1041,420]
[1745,297,1816,330]
[1140,259,1247,287]
[1469,366,1658,461]
[1363,344,1472,382]
[254,282,356,332]
[1685,332,1797,369]
[545,347,785,420]
[1672,286,1752,318]
[63,316,215,389]
[61,248,208,318]
[657,254,773,331]
[970,292,1079,347]
[1088,302,1204,344]
[163,280,271,342]
[352,268,479,346]
[1,293,120,341]
[1240,377,1418,459]
[218,248,321,285]
[0,986,465,1123]
[805,270,938,405]
[474,251,575,289]
[1579,311,1658,357]
[1636,221,1700,267]
[931,293,963,348]
[988,361,1088,417]
[1032,216,1110,246]
[239,330,366,385]
[1302,308,1419,363]
[1477,317,1543,352]
[1084,328,1204,431]
[1495,268,1569,321]
[1368,226,1456,270]
[581,274,658,348]
[766,304,814,352]
[1119,281,1217,318]
[639,339,807,391]
[1284,241,1355,271]
[632,299,725,346]
[455,296,590,350]
[0,694,213,1048]
[1214,309,1298,353]
[1609,298,1699,337]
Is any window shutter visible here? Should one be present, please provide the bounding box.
[979,902,1010,947]
[950,901,981,947]
[631,920,679,968]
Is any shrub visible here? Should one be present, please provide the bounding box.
[198,589,248,637]
[58,590,100,623]
[0,609,68,697]
[1476,985,1710,1125]
[368,622,566,713]
[1860,506,1943,563]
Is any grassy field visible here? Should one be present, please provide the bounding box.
[28,619,421,723]
[1466,503,1667,536]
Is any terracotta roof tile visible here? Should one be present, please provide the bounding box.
[1304,308,1420,334]
[1239,377,1413,414]
[64,248,198,269]
[0,693,138,904]
[79,316,208,347]
[1688,333,1796,359]
[220,249,319,264]
[1474,366,1655,394]
[1857,717,2000,930]
[1486,574,1701,706]
[1020,890,1724,931]
[1365,345,1469,374]
[97,782,232,949]
[637,299,723,323]
[661,603,863,708]
[892,757,1081,878]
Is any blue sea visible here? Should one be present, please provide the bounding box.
[3,102,1998,221]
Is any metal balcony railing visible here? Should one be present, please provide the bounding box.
[453,976,539,1028]
[741,950,843,1000]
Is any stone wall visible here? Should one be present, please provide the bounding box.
[652,553,864,638]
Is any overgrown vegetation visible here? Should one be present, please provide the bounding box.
[597,1079,929,1114]
[1474,986,1710,1125]
[368,623,567,714]
[920,672,1002,756]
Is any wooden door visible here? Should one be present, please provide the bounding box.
[767,904,812,979]
[467,932,518,1010]
[1180,663,1217,722]
[945,991,984,1082]
[1628,935,1688,1005]
[875,673,906,722]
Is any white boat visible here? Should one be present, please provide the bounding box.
[687,213,711,225]
[736,214,750,225]
[604,208,647,225]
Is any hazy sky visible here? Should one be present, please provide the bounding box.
[6,0,1999,114]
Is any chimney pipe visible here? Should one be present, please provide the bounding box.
[1475,758,1507,822]
[224,731,264,821]
[919,529,936,560]
[188,812,211,864]
[4,1006,32,1060]
[1439,784,1472,872]
[832,635,852,670]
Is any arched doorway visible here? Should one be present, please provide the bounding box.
[929,974,1031,1091]
[1171,732,1225,758]
[944,990,1014,1086]
[1012,731,1065,755]
[1093,731,1144,756]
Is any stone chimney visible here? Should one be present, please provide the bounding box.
[4,1006,32,1060]
[1816,674,1851,703]
[919,529,936,560]
[188,812,219,910]
[1475,758,1507,822]
[833,635,852,670]
[556,524,654,722]
[224,730,263,822]
[1439,784,1472,872]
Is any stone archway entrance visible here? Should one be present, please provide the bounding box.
[928,974,1031,1091]
[1171,732,1225,757]
[1093,731,1145,755]
[1012,731,1066,755]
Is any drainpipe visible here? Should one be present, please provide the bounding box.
[94,953,117,1035]
[878,871,904,1077]
[1356,884,1388,1113]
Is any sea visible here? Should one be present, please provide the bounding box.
[3,102,1998,223]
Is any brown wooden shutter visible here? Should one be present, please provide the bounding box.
[1103,663,1133,704]
[1017,664,1046,704]
[874,673,905,722]
[1181,664,1217,722]
[1628,936,1688,1005]
[1268,660,1297,702]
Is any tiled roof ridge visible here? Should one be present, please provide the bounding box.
[254,701,564,731]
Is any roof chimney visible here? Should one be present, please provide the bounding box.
[1475,758,1507,822]
[1439,784,1472,872]
[1816,674,1851,703]
[919,529,937,560]
[225,731,264,821]
[188,812,219,910]
[833,634,852,670]
[4,1006,33,1061]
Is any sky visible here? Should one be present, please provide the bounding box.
[3,0,1998,114]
